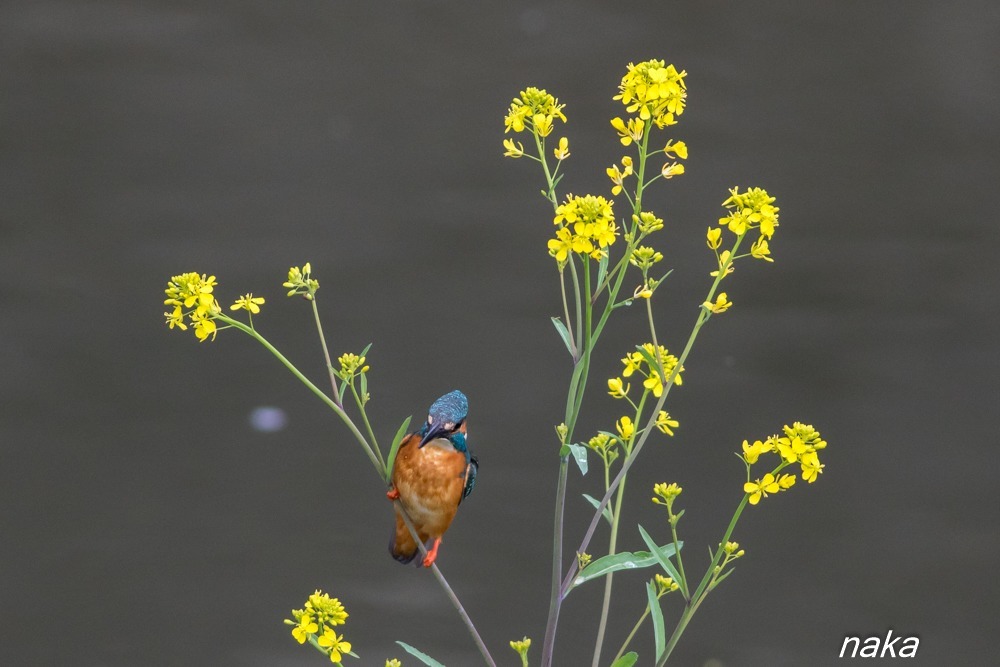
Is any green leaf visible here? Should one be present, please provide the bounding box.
[385,415,412,482]
[571,550,658,590]
[637,524,683,584]
[611,652,639,667]
[582,493,613,525]
[551,316,574,355]
[647,580,666,661]
[711,566,736,590]
[596,251,610,292]
[396,641,446,667]
[360,341,373,358]
[567,443,588,476]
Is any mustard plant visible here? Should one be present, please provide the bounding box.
[162,57,826,666]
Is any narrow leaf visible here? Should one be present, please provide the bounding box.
[596,251,610,292]
[396,641,446,667]
[646,581,666,660]
[571,551,656,590]
[638,524,683,583]
[551,316,574,356]
[611,652,639,667]
[711,567,736,590]
[360,341,373,358]
[582,493,613,525]
[567,443,588,476]
[634,344,660,372]
[385,415,412,482]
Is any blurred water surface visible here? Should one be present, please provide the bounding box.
[1,1,998,665]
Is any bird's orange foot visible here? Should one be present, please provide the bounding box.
[422,538,442,568]
[386,487,400,501]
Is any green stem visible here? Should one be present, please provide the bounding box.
[219,315,384,478]
[560,268,578,360]
[658,495,750,666]
[310,299,343,407]
[590,468,628,667]
[613,601,652,664]
[349,381,385,470]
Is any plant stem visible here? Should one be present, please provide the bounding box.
[590,469,627,666]
[613,601,652,664]
[393,498,497,667]
[221,316,384,477]
[310,299,343,407]
[657,495,749,666]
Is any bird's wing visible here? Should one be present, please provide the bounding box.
[460,454,478,502]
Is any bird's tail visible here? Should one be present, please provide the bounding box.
[389,510,424,565]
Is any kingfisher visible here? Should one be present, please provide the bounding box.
[387,390,477,567]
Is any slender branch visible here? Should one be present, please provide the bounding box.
[393,498,497,667]
[613,600,652,664]
[310,299,343,407]
[349,382,386,471]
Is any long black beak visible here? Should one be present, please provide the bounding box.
[419,421,449,448]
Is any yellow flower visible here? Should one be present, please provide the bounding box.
[337,353,369,380]
[191,311,218,342]
[386,661,402,667]
[664,140,688,159]
[652,482,682,505]
[654,573,680,596]
[505,87,566,135]
[741,439,765,464]
[610,116,645,146]
[783,422,827,453]
[606,156,634,195]
[655,411,679,436]
[614,60,687,128]
[661,162,685,179]
[547,226,592,263]
[629,246,663,272]
[703,293,732,314]
[634,211,664,235]
[284,263,320,299]
[744,474,780,505]
[723,541,744,558]
[291,611,318,644]
[510,637,532,666]
[503,138,525,158]
[577,551,592,568]
[751,237,773,262]
[718,187,780,239]
[777,473,797,489]
[616,415,635,441]
[776,436,807,463]
[231,293,265,314]
[633,282,653,300]
[621,351,643,377]
[164,305,187,330]
[607,377,630,399]
[706,227,722,250]
[554,137,570,160]
[800,451,824,483]
[317,628,352,662]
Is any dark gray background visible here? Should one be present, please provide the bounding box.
[2,1,997,665]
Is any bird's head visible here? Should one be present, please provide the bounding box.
[419,390,469,453]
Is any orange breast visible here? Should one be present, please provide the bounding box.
[391,433,468,538]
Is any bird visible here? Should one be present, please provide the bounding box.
[387,390,477,567]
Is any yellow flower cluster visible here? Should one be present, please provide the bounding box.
[719,187,780,241]
[548,194,617,263]
[614,60,687,128]
[283,262,320,300]
[619,343,683,397]
[287,590,353,663]
[587,433,620,465]
[337,353,370,380]
[505,87,567,137]
[652,481,682,506]
[654,573,680,597]
[740,423,826,504]
[163,272,221,342]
